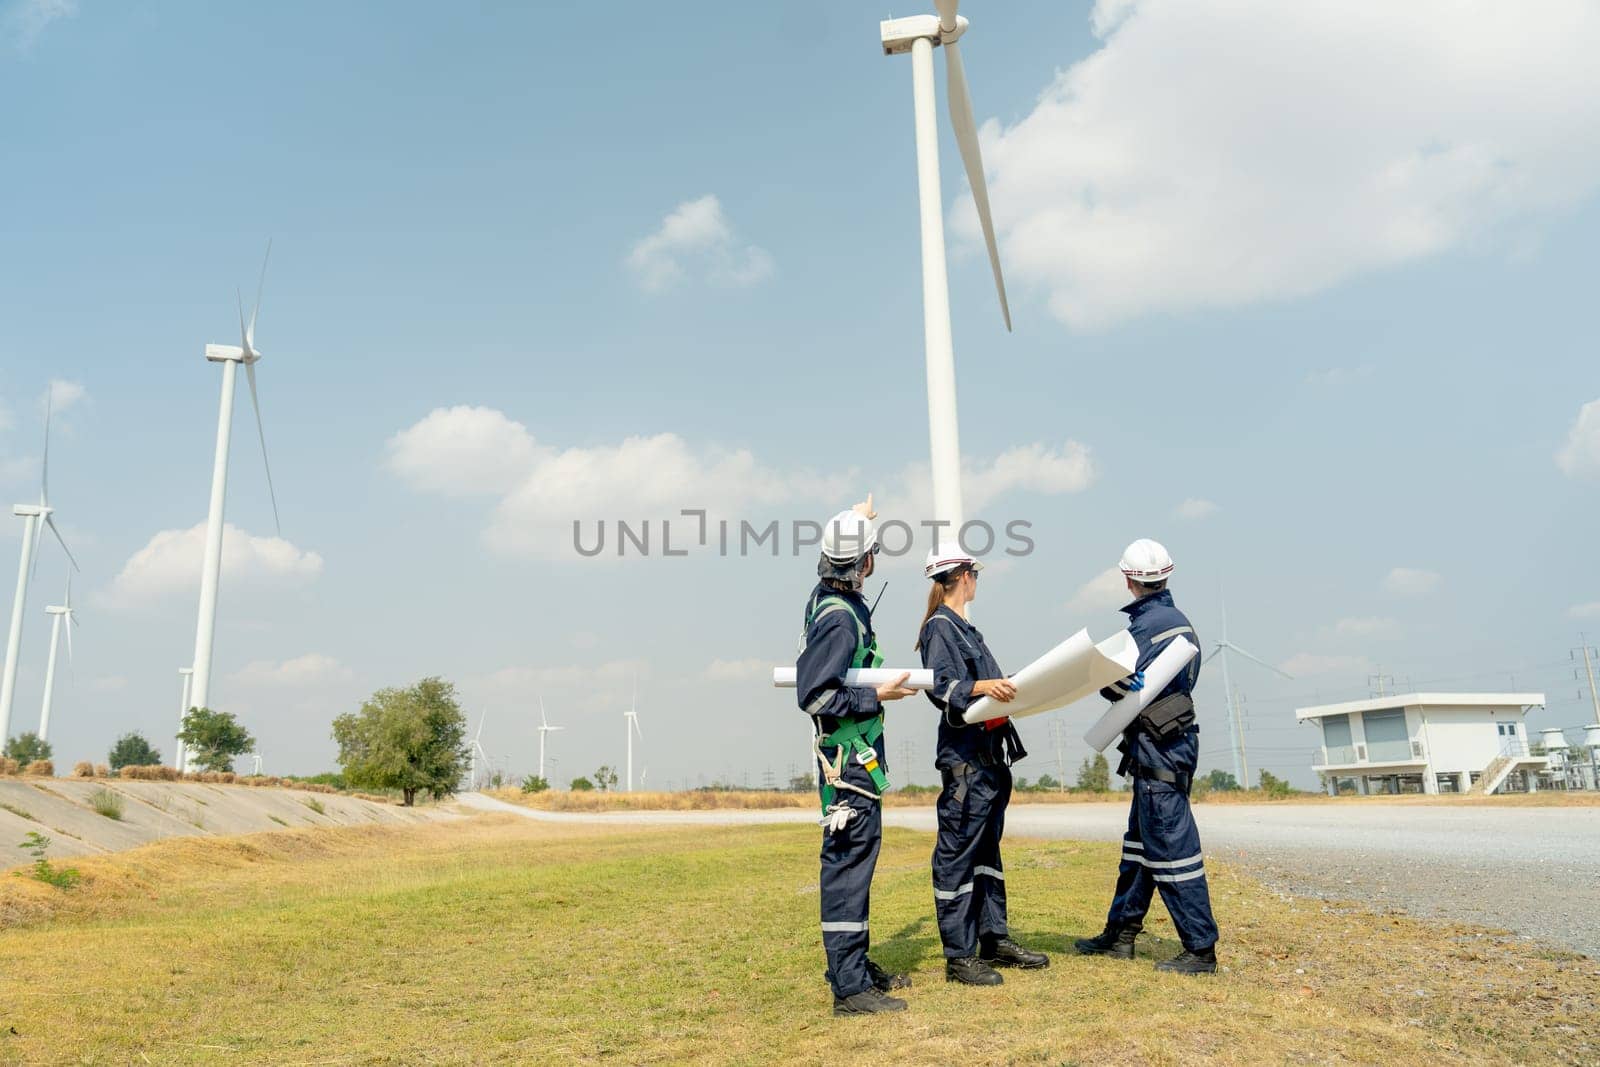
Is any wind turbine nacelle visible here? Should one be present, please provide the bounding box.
[205,343,247,364]
[45,606,69,616]
[881,14,966,54]
[13,504,45,518]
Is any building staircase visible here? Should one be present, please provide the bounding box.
[1470,754,1517,796]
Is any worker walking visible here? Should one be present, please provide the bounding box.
[917,545,1050,986]
[796,495,918,1016]
[1075,539,1220,974]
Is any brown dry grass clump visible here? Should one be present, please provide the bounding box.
[23,760,53,777]
[93,764,109,778]
[118,764,181,782]
[0,758,19,776]
[72,761,94,778]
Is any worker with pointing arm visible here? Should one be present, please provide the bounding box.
[795,495,919,1016]
[1074,539,1219,974]
[917,543,1050,986]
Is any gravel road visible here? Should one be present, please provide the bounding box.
[459,794,1600,957]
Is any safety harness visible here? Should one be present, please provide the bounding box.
[801,593,889,813]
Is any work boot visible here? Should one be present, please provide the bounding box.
[1154,946,1217,975]
[980,936,1050,969]
[945,956,1004,986]
[866,958,911,991]
[1074,922,1139,959]
[832,987,908,1016]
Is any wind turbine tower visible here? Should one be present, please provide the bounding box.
[176,667,194,773]
[1203,587,1292,787]
[36,576,76,743]
[1,393,78,745]
[190,244,281,717]
[881,1,1011,536]
[537,696,563,781]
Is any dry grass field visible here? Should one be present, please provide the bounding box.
[1,813,1596,1063]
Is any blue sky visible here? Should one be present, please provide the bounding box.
[2,1,1597,789]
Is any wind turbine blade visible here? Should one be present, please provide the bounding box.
[248,239,272,347]
[944,39,1012,332]
[632,717,643,741]
[44,515,79,572]
[244,361,282,535]
[237,286,249,349]
[1202,646,1222,665]
[539,694,548,730]
[39,385,52,505]
[1227,642,1293,680]
[64,608,74,666]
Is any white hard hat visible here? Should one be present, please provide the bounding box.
[820,508,879,563]
[1119,538,1174,583]
[925,545,984,580]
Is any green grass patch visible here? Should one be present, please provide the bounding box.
[0,803,35,822]
[87,788,123,821]
[267,815,288,827]
[303,797,326,816]
[0,818,1594,1063]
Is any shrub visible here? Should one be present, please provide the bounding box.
[3,732,51,765]
[1259,770,1295,799]
[570,776,595,792]
[19,831,80,890]
[88,788,124,821]
[23,760,53,777]
[107,732,161,772]
[520,775,550,794]
[304,797,326,816]
[72,761,94,778]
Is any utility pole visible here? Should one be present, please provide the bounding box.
[1050,718,1067,791]
[1367,670,1394,699]
[898,739,916,787]
[1575,637,1600,726]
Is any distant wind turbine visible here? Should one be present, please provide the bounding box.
[37,574,77,743]
[537,696,563,782]
[624,677,642,793]
[190,242,282,717]
[468,711,489,790]
[1,390,78,745]
[1203,585,1292,787]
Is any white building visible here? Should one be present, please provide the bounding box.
[1295,692,1547,796]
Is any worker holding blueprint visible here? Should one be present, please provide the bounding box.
[1073,539,1221,975]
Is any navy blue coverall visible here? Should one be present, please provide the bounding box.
[796,582,888,999]
[919,606,1026,959]
[1097,589,1218,951]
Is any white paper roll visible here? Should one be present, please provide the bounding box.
[1082,637,1199,752]
[771,667,936,690]
[962,629,1140,724]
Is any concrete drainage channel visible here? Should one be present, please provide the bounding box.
[0,779,452,865]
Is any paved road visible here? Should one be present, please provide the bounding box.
[459,794,1600,957]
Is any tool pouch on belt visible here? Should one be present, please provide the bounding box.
[1138,692,1195,741]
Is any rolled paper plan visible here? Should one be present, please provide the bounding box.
[962,629,1140,724]
[1082,637,1200,752]
[771,667,936,690]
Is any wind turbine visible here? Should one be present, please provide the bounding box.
[1202,586,1292,787]
[468,711,489,790]
[624,677,642,793]
[881,1,1011,536]
[537,695,563,782]
[176,667,194,772]
[189,243,281,718]
[1,390,78,745]
[36,575,77,743]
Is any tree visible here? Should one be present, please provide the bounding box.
[3,732,52,765]
[108,732,161,772]
[787,773,814,792]
[593,765,619,792]
[520,775,549,794]
[1035,773,1061,792]
[332,677,469,807]
[570,776,595,791]
[178,708,255,773]
[1258,769,1294,798]
[1076,753,1111,793]
[1204,769,1240,792]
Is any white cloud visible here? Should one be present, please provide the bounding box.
[386,405,541,496]
[1280,652,1373,678]
[1556,398,1600,479]
[1570,602,1600,620]
[229,654,352,688]
[1382,567,1441,596]
[2,0,75,51]
[1066,567,1128,617]
[626,195,774,292]
[44,379,85,414]
[886,441,1096,523]
[962,0,1600,328]
[703,658,770,683]
[1330,616,1401,640]
[1174,498,1218,520]
[104,523,323,607]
